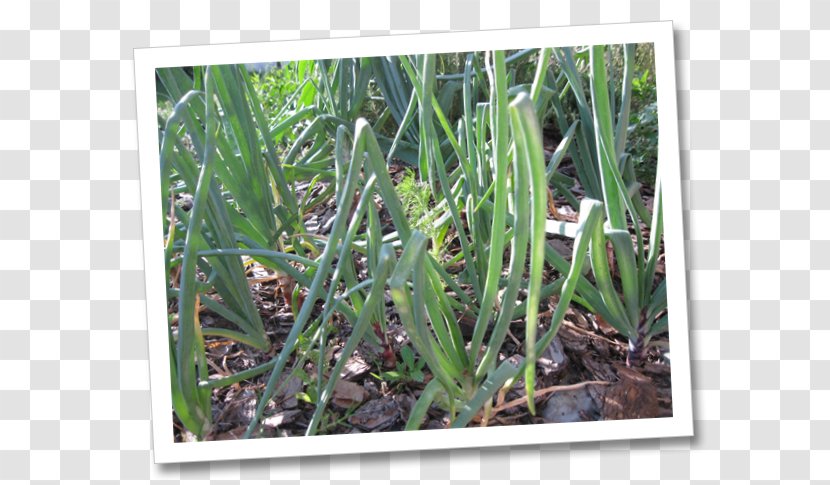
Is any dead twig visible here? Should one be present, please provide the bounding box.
[492,380,611,415]
[562,320,621,347]
[547,186,564,221]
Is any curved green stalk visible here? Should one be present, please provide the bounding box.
[614,44,636,163]
[589,45,627,230]
[469,50,510,369]
[176,68,221,438]
[508,92,548,415]
[476,94,530,381]
[405,377,445,430]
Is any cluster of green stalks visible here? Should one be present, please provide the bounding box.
[157,44,665,439]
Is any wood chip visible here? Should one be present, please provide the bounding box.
[332,379,368,409]
[602,367,659,420]
[276,376,303,409]
[340,355,371,381]
[212,425,248,441]
[262,409,302,428]
[348,397,400,431]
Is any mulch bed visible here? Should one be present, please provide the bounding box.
[170,135,672,442]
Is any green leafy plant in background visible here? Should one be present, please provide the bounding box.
[395,168,447,259]
[252,63,301,119]
[627,68,659,188]
[373,346,426,386]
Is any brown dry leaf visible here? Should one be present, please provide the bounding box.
[606,240,617,277]
[205,339,235,351]
[547,186,564,221]
[594,314,618,336]
[332,379,368,409]
[556,204,579,222]
[275,274,294,303]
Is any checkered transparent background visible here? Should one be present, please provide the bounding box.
[1,0,828,482]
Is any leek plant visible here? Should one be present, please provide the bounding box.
[540,45,666,365]
[158,62,358,438]
[465,44,669,365]
[584,45,666,365]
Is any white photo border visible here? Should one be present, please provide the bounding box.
[135,21,693,464]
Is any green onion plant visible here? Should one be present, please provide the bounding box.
[158,44,665,439]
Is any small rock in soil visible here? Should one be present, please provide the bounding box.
[541,386,602,423]
[235,389,259,422]
[538,335,568,378]
[348,396,400,432]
